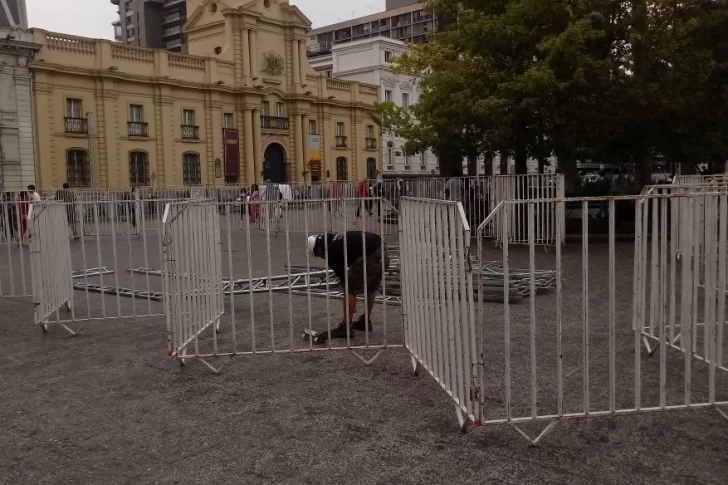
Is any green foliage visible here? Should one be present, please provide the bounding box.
[371,0,728,179]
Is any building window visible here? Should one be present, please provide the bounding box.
[336,157,348,180]
[336,122,345,137]
[223,113,234,129]
[384,50,393,63]
[183,152,202,185]
[367,157,377,179]
[275,102,285,118]
[115,25,122,37]
[128,104,148,136]
[65,98,87,134]
[127,28,135,38]
[366,125,374,138]
[261,101,270,116]
[181,109,198,139]
[309,119,317,135]
[66,149,90,187]
[384,90,392,102]
[129,151,150,186]
[402,93,409,109]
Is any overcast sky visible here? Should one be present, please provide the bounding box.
[25,0,388,40]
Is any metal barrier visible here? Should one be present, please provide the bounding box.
[158,198,401,372]
[673,174,728,186]
[476,194,728,445]
[400,198,482,430]
[487,174,565,246]
[0,200,33,297]
[163,200,225,373]
[29,202,74,334]
[636,194,728,378]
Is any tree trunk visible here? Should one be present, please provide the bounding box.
[514,147,528,175]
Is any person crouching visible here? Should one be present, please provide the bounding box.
[307,231,390,344]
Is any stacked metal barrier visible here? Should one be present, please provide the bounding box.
[400,198,482,430]
[163,200,224,372]
[29,203,74,334]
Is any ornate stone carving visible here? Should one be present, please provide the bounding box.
[261,50,284,76]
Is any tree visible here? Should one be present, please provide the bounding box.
[374,0,728,183]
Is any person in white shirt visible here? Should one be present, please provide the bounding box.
[28,185,41,203]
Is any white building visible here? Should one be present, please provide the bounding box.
[308,37,439,178]
[0,0,39,192]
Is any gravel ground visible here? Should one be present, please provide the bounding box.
[2,212,728,485]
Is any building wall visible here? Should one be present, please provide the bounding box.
[30,0,380,190]
[0,30,38,192]
[311,38,438,178]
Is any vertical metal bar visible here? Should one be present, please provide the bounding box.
[650,198,659,338]
[126,201,137,319]
[455,202,471,415]
[717,194,727,369]
[284,202,294,351]
[555,200,564,416]
[659,197,668,409]
[244,200,256,353]
[669,197,678,345]
[322,197,332,347]
[581,200,589,414]
[225,208,237,355]
[265,202,275,351]
[633,199,643,411]
[608,199,616,413]
[528,202,537,418]
[303,199,314,349]
[93,204,107,319]
[503,203,511,420]
[109,203,122,318]
[139,199,153,316]
[380,195,388,347]
[683,197,695,406]
[434,203,448,388]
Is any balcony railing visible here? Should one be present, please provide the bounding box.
[365,138,377,149]
[306,42,333,58]
[181,125,199,139]
[336,136,348,148]
[65,117,88,134]
[128,121,148,137]
[261,116,289,130]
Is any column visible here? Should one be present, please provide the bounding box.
[244,109,255,185]
[294,114,304,183]
[302,114,310,181]
[242,29,251,80]
[253,108,262,183]
[298,41,307,84]
[249,30,258,78]
[292,40,301,86]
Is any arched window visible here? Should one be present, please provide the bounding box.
[336,157,348,181]
[66,149,90,187]
[129,151,149,187]
[183,152,201,185]
[366,157,377,179]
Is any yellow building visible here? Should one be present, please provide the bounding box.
[29,0,381,190]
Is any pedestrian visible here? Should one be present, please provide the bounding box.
[249,184,259,222]
[17,191,30,245]
[55,183,80,240]
[355,179,372,217]
[307,231,390,343]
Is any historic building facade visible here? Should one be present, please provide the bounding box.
[30,0,380,190]
[0,0,39,193]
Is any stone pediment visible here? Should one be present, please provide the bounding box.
[184,0,234,32]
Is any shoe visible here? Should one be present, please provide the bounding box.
[314,323,354,344]
[351,314,373,332]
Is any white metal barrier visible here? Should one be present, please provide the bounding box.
[163,200,225,373]
[29,203,74,334]
[487,174,565,246]
[673,174,728,186]
[476,194,728,445]
[0,200,33,297]
[636,194,728,375]
[400,198,482,429]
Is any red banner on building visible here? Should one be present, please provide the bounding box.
[223,128,240,177]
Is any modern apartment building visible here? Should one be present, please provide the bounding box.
[309,37,439,178]
[111,0,187,52]
[306,2,446,68]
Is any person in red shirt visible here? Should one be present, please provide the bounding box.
[355,179,372,217]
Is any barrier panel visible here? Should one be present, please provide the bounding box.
[159,198,401,372]
[399,198,482,429]
[487,173,565,246]
[29,202,74,334]
[673,174,728,186]
[476,194,728,445]
[163,200,224,373]
[0,200,33,297]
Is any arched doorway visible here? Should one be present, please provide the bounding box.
[263,143,286,183]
